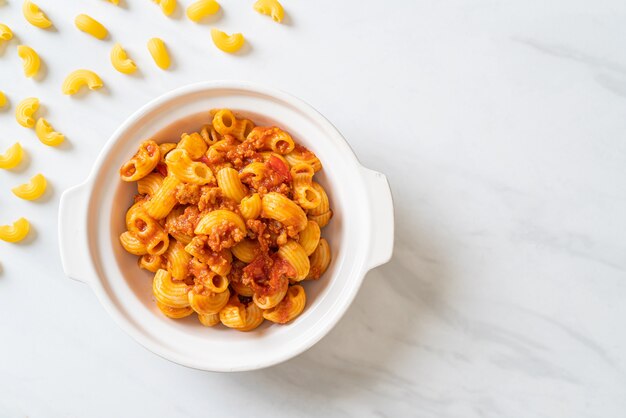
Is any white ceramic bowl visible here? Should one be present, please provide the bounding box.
[58,81,394,372]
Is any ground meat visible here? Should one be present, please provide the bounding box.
[206,220,245,252]
[242,253,295,298]
[197,187,221,212]
[165,206,202,238]
[175,183,203,205]
[186,236,231,273]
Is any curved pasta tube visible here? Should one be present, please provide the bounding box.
[188,287,230,315]
[210,29,245,53]
[0,23,13,41]
[253,282,288,310]
[145,175,180,219]
[110,43,137,74]
[285,147,322,172]
[212,109,254,140]
[35,118,64,146]
[0,91,6,108]
[308,181,330,215]
[220,296,264,331]
[261,192,308,234]
[12,173,46,200]
[17,45,41,78]
[194,209,247,235]
[74,14,108,39]
[307,238,331,279]
[0,218,30,243]
[198,312,220,326]
[159,142,177,160]
[22,0,52,29]
[239,193,262,220]
[177,132,207,159]
[0,142,24,170]
[308,211,332,228]
[152,0,176,16]
[62,69,103,95]
[137,172,164,196]
[253,0,284,23]
[153,269,190,309]
[277,240,310,281]
[120,140,160,182]
[231,239,260,263]
[138,254,164,273]
[231,280,254,297]
[165,149,214,185]
[247,126,295,154]
[164,239,191,280]
[119,231,148,255]
[217,167,248,203]
[15,97,39,128]
[263,285,306,324]
[298,220,321,256]
[186,0,220,22]
[291,163,321,209]
[157,301,193,319]
[147,38,170,70]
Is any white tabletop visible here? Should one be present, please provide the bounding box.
[1,1,625,417]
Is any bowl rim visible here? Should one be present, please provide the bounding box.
[64,80,388,372]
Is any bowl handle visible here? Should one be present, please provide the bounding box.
[360,166,395,271]
[58,182,94,284]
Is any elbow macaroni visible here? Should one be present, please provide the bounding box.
[152,0,177,16]
[12,173,46,200]
[0,218,30,243]
[75,14,108,39]
[111,43,137,74]
[22,0,52,29]
[15,97,39,128]
[35,118,64,146]
[0,142,24,170]
[0,23,13,41]
[0,91,7,108]
[62,69,103,95]
[253,0,284,23]
[186,0,220,22]
[210,29,245,53]
[147,38,171,70]
[119,109,333,330]
[17,45,40,78]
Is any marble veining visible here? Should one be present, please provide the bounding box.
[0,0,625,417]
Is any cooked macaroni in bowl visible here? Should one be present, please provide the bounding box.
[118,109,332,331]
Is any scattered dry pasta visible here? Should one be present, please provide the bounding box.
[15,97,39,128]
[210,29,244,53]
[147,38,170,70]
[22,0,52,29]
[75,14,108,40]
[253,0,284,23]
[110,43,137,74]
[0,218,30,243]
[0,23,13,41]
[35,118,64,146]
[152,0,176,16]
[12,174,46,200]
[119,109,333,330]
[17,45,41,78]
[62,69,103,95]
[186,0,220,22]
[0,142,24,170]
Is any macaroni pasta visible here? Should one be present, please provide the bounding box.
[15,97,39,128]
[12,173,47,200]
[186,0,220,22]
[22,0,52,29]
[0,218,30,243]
[0,23,13,41]
[0,142,24,170]
[147,38,170,70]
[253,0,284,23]
[210,29,244,53]
[62,70,103,95]
[119,109,333,330]
[17,45,40,78]
[75,14,108,40]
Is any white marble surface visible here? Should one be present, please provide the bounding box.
[1,0,625,416]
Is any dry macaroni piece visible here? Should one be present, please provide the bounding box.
[15,97,39,128]
[119,109,333,330]
[253,0,284,23]
[0,142,24,170]
[0,91,7,108]
[186,0,220,22]
[210,29,244,54]
[22,0,52,29]
[12,173,46,200]
[0,217,30,243]
[17,45,41,78]
[0,23,13,41]
[147,38,170,70]
[62,69,103,95]
[152,0,176,17]
[75,14,108,40]
[110,43,137,75]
